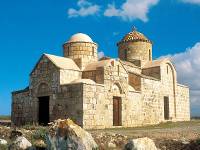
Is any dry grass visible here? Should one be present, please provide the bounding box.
[0,115,11,120]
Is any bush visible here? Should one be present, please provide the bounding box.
[32,127,48,140]
[0,144,7,150]
[0,115,11,120]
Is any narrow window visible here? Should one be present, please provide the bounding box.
[67,47,70,56]
[124,50,127,61]
[149,49,151,61]
[117,65,120,76]
[164,96,169,120]
[167,65,169,74]
[92,47,94,56]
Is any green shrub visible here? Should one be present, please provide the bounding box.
[32,127,48,140]
[196,139,200,144]
[0,115,11,120]
[0,144,7,150]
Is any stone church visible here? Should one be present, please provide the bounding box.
[12,28,190,129]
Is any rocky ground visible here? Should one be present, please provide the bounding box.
[0,120,200,149]
[89,120,200,150]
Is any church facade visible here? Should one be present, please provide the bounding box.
[12,29,190,129]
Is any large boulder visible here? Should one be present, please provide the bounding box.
[124,137,157,150]
[9,136,32,150]
[46,118,98,150]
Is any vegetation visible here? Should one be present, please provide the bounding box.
[191,116,200,120]
[32,127,48,140]
[0,144,7,150]
[0,115,11,120]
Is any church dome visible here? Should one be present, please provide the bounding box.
[118,27,151,44]
[67,33,93,43]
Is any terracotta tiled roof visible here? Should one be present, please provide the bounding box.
[123,30,148,41]
[117,28,152,45]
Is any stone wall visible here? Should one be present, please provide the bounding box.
[52,83,84,126]
[124,91,142,126]
[82,60,144,129]
[160,63,177,121]
[118,41,152,67]
[12,89,32,126]
[128,73,141,91]
[63,42,98,70]
[30,55,61,124]
[142,66,161,80]
[82,83,142,129]
[82,68,104,84]
[176,84,190,121]
[60,69,81,84]
[119,60,142,74]
[82,83,106,129]
[141,78,163,125]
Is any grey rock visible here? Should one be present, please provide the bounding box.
[46,118,98,150]
[124,137,157,150]
[9,136,32,150]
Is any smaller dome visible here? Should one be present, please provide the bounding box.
[67,33,93,43]
[118,27,152,44]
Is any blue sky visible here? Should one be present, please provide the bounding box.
[0,0,200,116]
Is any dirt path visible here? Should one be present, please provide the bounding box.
[89,120,200,150]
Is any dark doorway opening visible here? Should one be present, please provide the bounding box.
[164,96,169,120]
[38,96,49,125]
[113,97,122,126]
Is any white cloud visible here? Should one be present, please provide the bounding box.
[68,0,100,18]
[98,51,105,59]
[162,42,200,116]
[180,0,200,5]
[104,0,159,22]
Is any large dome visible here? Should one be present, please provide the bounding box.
[67,33,93,43]
[118,28,151,44]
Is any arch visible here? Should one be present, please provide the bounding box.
[37,83,50,96]
[112,82,123,96]
[165,62,177,118]
[166,62,177,81]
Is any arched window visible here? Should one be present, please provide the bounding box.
[112,83,123,95]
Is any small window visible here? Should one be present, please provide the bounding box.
[67,47,70,56]
[124,50,127,60]
[117,65,120,76]
[167,65,169,74]
[164,96,169,120]
[92,47,95,56]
